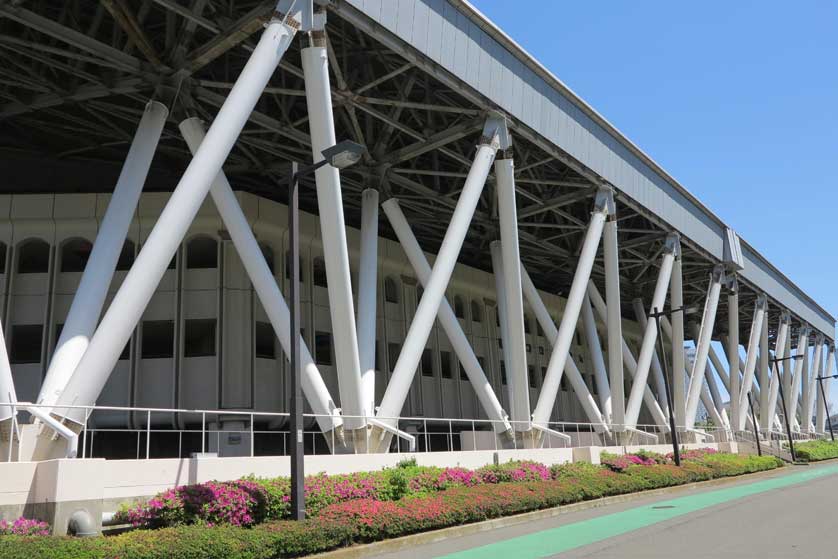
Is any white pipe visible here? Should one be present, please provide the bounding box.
[736,296,767,431]
[302,45,365,430]
[603,215,625,428]
[727,281,740,431]
[624,238,677,428]
[490,242,518,420]
[376,137,497,424]
[669,252,686,430]
[495,158,531,428]
[588,281,668,427]
[0,317,15,423]
[521,267,608,433]
[357,189,379,418]
[763,312,789,431]
[684,267,724,429]
[53,18,298,425]
[817,345,834,433]
[384,201,509,432]
[26,406,77,458]
[532,195,607,426]
[38,100,168,407]
[632,298,668,418]
[367,418,416,452]
[582,292,611,421]
[179,118,339,432]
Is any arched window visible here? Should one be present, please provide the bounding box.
[60,238,93,273]
[470,300,483,323]
[259,243,275,274]
[186,236,217,269]
[384,276,399,304]
[313,257,328,288]
[17,239,50,274]
[454,295,465,319]
[116,240,135,271]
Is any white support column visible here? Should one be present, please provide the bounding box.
[684,265,724,430]
[0,317,16,426]
[727,278,741,432]
[758,308,770,421]
[582,292,611,422]
[603,198,625,429]
[384,199,509,432]
[817,344,834,433]
[804,336,824,433]
[490,243,515,414]
[669,246,686,430]
[375,118,500,428]
[632,297,668,418]
[763,311,789,431]
[624,234,678,428]
[531,188,610,427]
[520,267,607,432]
[38,100,168,407]
[302,37,365,429]
[52,14,300,426]
[788,327,809,432]
[179,118,339,433]
[495,144,531,430]
[736,295,767,431]
[357,189,379,418]
[587,282,668,427]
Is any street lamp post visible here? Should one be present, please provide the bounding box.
[650,306,683,467]
[815,374,837,441]
[288,140,366,521]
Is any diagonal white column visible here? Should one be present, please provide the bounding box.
[804,336,824,432]
[587,281,667,427]
[495,152,531,429]
[788,326,809,432]
[384,200,509,432]
[727,278,741,431]
[179,118,339,432]
[0,317,16,427]
[521,267,607,432]
[603,204,625,428]
[684,266,724,429]
[669,248,686,430]
[817,345,834,433]
[632,297,668,418]
[52,15,300,426]
[763,311,789,431]
[758,308,770,421]
[375,123,500,427]
[357,189,379,418]
[736,295,767,431]
[582,292,612,422]
[624,235,678,428]
[38,100,168,407]
[532,189,610,427]
[302,42,364,429]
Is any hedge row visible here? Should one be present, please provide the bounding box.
[1,454,783,559]
[794,439,838,462]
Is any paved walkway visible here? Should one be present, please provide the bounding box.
[370,462,838,559]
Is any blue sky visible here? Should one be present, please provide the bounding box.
[472,1,838,407]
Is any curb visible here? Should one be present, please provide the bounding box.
[307,463,803,559]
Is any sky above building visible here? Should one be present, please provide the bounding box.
[473,0,838,406]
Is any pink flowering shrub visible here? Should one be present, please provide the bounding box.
[476,460,551,483]
[600,452,657,472]
[671,447,718,462]
[0,517,49,536]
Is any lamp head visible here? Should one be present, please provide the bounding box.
[321,140,366,169]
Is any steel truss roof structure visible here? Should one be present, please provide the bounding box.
[0,0,832,348]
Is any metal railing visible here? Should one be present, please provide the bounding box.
[0,402,829,461]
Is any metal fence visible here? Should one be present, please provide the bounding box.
[0,402,828,461]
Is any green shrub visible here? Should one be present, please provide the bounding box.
[794,440,838,462]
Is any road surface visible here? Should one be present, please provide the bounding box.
[369,461,838,559]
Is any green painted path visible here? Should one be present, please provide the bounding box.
[436,464,838,559]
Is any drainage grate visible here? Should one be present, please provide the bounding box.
[651,505,675,509]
